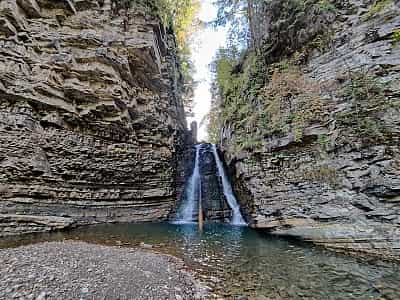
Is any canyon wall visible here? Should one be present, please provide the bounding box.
[0,0,188,236]
[220,0,400,259]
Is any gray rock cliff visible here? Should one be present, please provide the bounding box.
[221,0,400,260]
[0,0,188,236]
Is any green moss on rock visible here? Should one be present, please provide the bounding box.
[363,0,394,20]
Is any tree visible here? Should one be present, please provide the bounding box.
[213,0,267,49]
[213,0,249,48]
[155,0,201,114]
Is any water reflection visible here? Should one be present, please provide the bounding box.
[1,222,399,299]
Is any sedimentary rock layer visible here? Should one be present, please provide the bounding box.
[0,0,188,235]
[223,0,400,259]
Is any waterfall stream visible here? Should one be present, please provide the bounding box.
[175,144,201,223]
[176,144,246,225]
[211,144,246,225]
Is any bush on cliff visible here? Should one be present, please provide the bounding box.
[209,47,328,153]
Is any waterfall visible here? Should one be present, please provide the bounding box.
[211,144,246,225]
[175,144,201,223]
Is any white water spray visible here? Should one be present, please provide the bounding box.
[175,144,201,223]
[211,144,246,225]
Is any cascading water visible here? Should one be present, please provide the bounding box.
[211,144,246,225]
[175,144,201,223]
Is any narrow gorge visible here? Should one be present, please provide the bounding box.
[0,0,400,299]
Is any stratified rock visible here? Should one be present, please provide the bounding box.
[0,214,74,236]
[0,0,188,236]
[222,0,400,260]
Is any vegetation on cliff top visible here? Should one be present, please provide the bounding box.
[208,50,327,152]
[207,0,396,154]
[208,0,337,151]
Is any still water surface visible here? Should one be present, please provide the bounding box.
[1,222,399,299]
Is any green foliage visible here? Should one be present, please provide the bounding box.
[261,67,325,142]
[317,0,337,13]
[309,31,334,52]
[213,0,249,48]
[206,97,221,144]
[208,50,327,152]
[363,0,393,20]
[207,0,339,150]
[110,0,200,46]
[208,48,267,151]
[236,135,264,152]
[392,29,400,42]
[317,134,331,149]
[155,0,201,51]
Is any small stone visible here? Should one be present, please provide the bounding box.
[209,276,220,283]
[140,242,153,249]
[36,292,47,300]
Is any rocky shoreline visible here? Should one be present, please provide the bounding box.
[0,241,204,300]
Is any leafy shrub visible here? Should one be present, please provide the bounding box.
[208,51,328,153]
[317,0,337,13]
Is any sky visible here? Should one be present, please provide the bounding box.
[186,0,228,141]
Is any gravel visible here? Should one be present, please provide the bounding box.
[0,241,205,300]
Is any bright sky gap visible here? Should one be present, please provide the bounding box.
[187,0,228,141]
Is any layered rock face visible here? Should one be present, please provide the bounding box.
[223,1,400,259]
[0,0,188,236]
